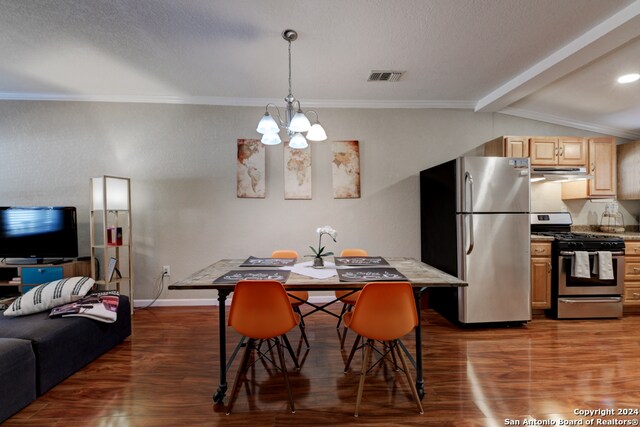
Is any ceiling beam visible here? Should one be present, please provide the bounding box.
[475,0,640,113]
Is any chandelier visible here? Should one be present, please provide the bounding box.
[256,29,327,149]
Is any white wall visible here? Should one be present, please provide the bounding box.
[1,101,630,302]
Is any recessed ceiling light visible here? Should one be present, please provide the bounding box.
[617,73,640,84]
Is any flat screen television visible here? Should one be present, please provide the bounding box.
[0,206,78,263]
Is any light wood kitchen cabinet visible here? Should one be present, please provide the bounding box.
[562,137,616,199]
[617,139,640,200]
[531,241,552,309]
[483,136,529,157]
[530,137,586,166]
[623,240,640,307]
[529,137,558,165]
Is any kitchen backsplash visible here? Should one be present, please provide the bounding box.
[531,181,640,227]
[572,224,640,233]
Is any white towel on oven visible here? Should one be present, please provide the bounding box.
[571,251,591,278]
[592,251,614,280]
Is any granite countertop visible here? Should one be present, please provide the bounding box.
[572,231,640,240]
[531,229,640,241]
[572,225,640,240]
[531,235,555,242]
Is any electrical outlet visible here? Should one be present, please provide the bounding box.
[162,265,171,276]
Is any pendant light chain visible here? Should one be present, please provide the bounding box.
[288,38,292,97]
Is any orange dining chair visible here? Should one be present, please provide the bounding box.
[342,281,423,417]
[335,248,368,349]
[272,250,310,348]
[226,280,300,414]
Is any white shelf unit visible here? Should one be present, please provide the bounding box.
[90,176,133,313]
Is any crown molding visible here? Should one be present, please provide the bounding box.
[1,91,636,139]
[499,107,640,140]
[290,99,477,109]
[0,91,476,109]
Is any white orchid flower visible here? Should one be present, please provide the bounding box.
[310,225,338,258]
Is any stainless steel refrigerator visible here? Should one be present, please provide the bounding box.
[420,156,531,325]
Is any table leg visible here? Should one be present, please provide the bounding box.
[414,288,425,400]
[213,289,231,404]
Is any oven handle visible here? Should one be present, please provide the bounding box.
[559,297,622,304]
[559,251,624,256]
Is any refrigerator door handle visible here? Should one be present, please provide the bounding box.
[465,172,474,254]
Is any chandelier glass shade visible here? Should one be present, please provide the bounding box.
[256,29,327,149]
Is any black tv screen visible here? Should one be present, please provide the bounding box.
[0,207,78,260]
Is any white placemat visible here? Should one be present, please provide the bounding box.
[281,261,337,279]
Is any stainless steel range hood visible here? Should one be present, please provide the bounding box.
[530,166,593,182]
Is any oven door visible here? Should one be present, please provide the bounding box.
[558,251,624,296]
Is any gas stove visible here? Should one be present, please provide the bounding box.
[531,213,625,251]
[531,212,625,319]
[533,231,625,251]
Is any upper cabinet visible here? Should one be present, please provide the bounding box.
[562,137,616,199]
[530,137,586,166]
[588,137,616,197]
[617,139,640,200]
[529,137,557,165]
[482,135,617,200]
[484,136,529,158]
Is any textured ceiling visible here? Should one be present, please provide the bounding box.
[0,0,639,139]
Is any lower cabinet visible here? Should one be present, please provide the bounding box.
[623,240,640,307]
[531,242,552,309]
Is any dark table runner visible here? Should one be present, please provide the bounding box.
[337,268,407,282]
[238,256,296,267]
[213,270,291,283]
[334,256,389,266]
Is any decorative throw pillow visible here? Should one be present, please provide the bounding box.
[3,277,95,317]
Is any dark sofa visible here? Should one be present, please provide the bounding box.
[0,295,131,422]
[0,338,36,423]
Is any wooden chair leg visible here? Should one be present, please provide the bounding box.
[354,339,373,417]
[344,334,361,372]
[275,336,295,414]
[393,340,424,414]
[226,338,254,415]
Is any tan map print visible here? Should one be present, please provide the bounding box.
[332,140,361,198]
[284,141,312,199]
[237,139,265,198]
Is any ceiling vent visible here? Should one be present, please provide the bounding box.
[367,70,404,82]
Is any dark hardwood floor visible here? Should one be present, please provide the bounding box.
[5,305,640,426]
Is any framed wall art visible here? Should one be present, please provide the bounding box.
[237,138,266,198]
[332,140,361,199]
[284,141,312,199]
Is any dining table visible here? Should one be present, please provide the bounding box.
[168,256,467,404]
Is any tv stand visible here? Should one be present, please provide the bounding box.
[3,258,71,266]
[0,259,91,295]
[4,258,44,265]
[47,259,70,265]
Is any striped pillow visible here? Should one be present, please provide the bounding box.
[3,277,95,317]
